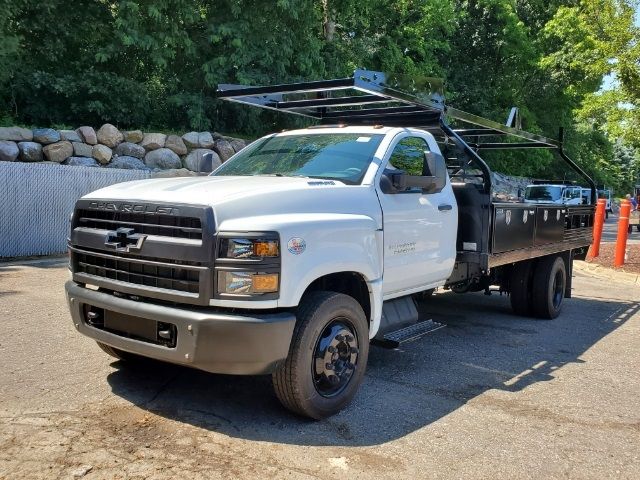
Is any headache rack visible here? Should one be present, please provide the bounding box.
[217,69,595,198]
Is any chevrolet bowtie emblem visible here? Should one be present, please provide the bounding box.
[105,227,147,252]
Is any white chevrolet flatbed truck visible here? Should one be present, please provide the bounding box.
[65,71,595,418]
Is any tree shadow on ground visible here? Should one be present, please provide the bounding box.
[106,288,639,446]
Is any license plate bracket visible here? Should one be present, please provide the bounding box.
[104,310,158,343]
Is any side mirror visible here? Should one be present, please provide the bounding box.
[379,169,421,193]
[423,151,447,193]
[380,151,447,194]
[198,152,215,174]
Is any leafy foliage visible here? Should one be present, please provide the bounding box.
[0,0,637,193]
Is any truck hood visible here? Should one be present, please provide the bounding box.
[84,175,347,203]
[82,175,382,228]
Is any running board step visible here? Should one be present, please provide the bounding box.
[375,319,445,349]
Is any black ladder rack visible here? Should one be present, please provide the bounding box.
[217,69,558,149]
[216,69,595,196]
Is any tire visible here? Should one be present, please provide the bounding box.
[96,342,145,362]
[510,260,533,316]
[531,256,567,319]
[272,291,369,419]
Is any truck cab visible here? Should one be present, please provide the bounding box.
[597,188,612,216]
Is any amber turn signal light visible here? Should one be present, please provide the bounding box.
[254,240,279,257]
[252,273,279,293]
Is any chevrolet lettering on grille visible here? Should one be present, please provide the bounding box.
[88,201,179,215]
[105,227,147,253]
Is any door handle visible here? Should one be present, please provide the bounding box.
[438,204,453,211]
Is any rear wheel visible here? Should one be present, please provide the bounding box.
[272,291,369,419]
[510,260,533,316]
[531,256,566,319]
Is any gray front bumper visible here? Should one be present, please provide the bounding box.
[65,281,296,375]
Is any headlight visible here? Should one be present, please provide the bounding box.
[216,233,280,298]
[217,271,279,294]
[220,238,279,259]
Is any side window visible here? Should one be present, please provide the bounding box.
[567,187,580,200]
[388,137,429,176]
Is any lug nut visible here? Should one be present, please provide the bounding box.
[345,335,354,342]
[325,363,335,370]
[327,346,336,353]
[335,334,344,342]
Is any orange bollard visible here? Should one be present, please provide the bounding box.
[614,200,631,268]
[588,198,607,258]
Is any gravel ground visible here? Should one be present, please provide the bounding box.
[0,260,639,479]
[586,213,640,274]
[586,243,640,274]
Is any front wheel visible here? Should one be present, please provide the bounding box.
[272,291,369,419]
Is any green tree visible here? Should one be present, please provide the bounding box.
[0,0,638,194]
[611,140,639,192]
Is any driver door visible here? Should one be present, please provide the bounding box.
[376,134,457,298]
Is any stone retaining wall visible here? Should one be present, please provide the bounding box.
[0,125,247,175]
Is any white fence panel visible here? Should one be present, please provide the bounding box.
[0,163,150,257]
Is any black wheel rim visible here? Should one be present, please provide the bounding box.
[312,318,359,398]
[552,269,565,309]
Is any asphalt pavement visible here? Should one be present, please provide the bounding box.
[0,259,639,479]
[601,213,640,244]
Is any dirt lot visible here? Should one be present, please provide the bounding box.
[1,259,639,479]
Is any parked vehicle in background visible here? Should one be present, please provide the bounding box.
[523,182,583,205]
[597,188,612,218]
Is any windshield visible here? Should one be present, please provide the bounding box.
[525,185,562,201]
[212,133,384,185]
[598,190,610,200]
